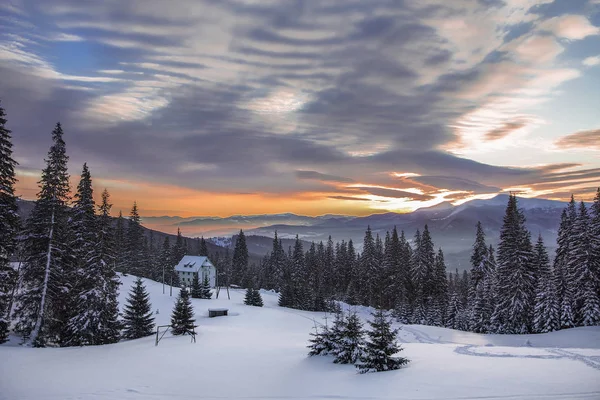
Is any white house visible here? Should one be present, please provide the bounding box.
[175,255,217,288]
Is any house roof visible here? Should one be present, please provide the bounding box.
[174,255,214,273]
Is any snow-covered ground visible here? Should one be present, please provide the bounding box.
[1,274,599,400]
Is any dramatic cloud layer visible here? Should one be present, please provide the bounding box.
[1,0,600,218]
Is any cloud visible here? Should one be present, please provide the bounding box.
[351,186,434,201]
[295,170,354,183]
[328,195,372,202]
[555,129,600,150]
[484,119,530,141]
[583,56,600,66]
[1,0,599,215]
[539,15,600,40]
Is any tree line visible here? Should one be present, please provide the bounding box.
[232,192,600,335]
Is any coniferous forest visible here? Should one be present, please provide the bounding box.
[1,103,599,348]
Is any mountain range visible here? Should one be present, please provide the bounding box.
[17,195,575,271]
[143,194,572,270]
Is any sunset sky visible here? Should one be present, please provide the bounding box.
[1,0,599,218]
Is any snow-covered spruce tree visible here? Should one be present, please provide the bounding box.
[14,123,72,347]
[122,278,155,339]
[114,211,126,273]
[200,274,212,299]
[491,194,535,334]
[190,272,202,299]
[533,234,560,333]
[244,287,254,305]
[569,201,600,326]
[231,230,249,286]
[356,309,409,373]
[591,189,600,293]
[64,164,104,346]
[95,189,121,344]
[307,322,334,356]
[171,288,195,336]
[469,222,489,333]
[430,248,448,327]
[124,202,145,277]
[358,226,378,307]
[0,101,19,344]
[333,312,365,364]
[244,288,263,307]
[553,209,575,329]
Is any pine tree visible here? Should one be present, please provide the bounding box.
[200,274,212,299]
[171,288,196,336]
[232,230,249,286]
[0,101,19,344]
[251,288,263,307]
[469,222,489,332]
[307,322,334,357]
[244,287,264,307]
[114,211,126,272]
[533,235,560,333]
[198,237,209,257]
[95,189,121,344]
[591,189,600,300]
[332,312,365,364]
[122,278,154,339]
[554,209,575,329]
[491,194,535,334]
[190,272,202,299]
[431,248,448,327]
[124,202,145,276]
[569,201,600,326]
[64,164,111,346]
[356,309,409,373]
[14,123,72,347]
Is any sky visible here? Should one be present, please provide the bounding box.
[1,0,600,218]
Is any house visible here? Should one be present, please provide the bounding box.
[174,255,217,287]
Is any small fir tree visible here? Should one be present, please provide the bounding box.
[200,274,212,299]
[251,289,264,307]
[332,312,365,364]
[190,273,202,299]
[122,278,155,339]
[307,322,334,356]
[356,309,409,373]
[171,289,195,336]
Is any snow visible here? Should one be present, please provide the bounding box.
[1,274,599,400]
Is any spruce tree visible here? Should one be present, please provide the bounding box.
[569,201,600,326]
[469,222,489,332]
[232,230,249,286]
[114,211,126,272]
[491,194,535,334]
[332,312,365,364]
[308,322,334,356]
[200,274,212,299]
[64,164,108,346]
[171,288,195,336]
[122,278,155,339]
[244,288,263,307]
[356,309,409,373]
[244,287,254,305]
[190,272,202,299]
[533,235,560,333]
[14,123,72,347]
[0,101,19,344]
[198,237,209,257]
[554,209,575,329]
[251,288,263,307]
[125,202,145,276]
[95,189,121,344]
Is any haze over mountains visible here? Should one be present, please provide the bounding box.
[141,194,571,270]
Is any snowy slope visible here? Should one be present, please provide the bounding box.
[1,274,599,400]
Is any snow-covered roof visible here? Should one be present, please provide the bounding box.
[174,255,214,273]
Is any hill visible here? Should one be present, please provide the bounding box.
[1,273,599,399]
